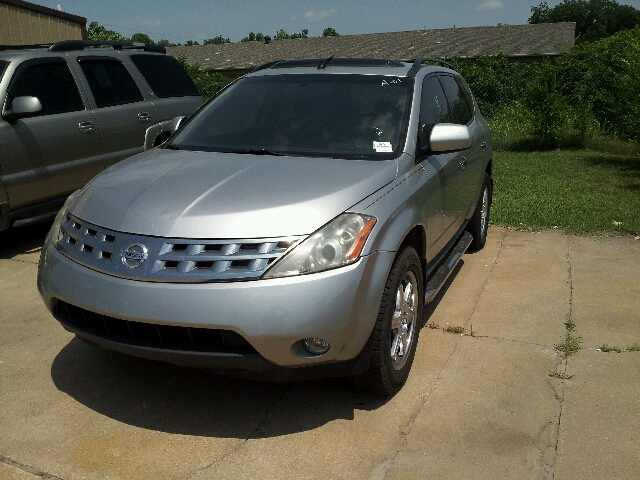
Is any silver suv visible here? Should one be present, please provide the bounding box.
[38,57,492,395]
[0,40,203,231]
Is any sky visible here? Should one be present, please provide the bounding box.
[27,0,640,44]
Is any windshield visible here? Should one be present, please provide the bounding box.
[169,74,413,160]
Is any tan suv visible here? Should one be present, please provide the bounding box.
[0,40,203,231]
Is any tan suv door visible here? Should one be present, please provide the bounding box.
[74,55,158,169]
[0,58,103,210]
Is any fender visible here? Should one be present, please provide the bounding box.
[350,154,429,258]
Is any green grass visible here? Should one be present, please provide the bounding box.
[492,150,640,235]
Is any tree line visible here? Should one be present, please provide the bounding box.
[87,22,340,46]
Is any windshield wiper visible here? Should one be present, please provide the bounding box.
[222,148,285,156]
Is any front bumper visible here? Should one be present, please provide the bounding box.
[38,239,394,372]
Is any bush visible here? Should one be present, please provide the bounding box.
[177,55,231,100]
[557,27,640,142]
[450,53,534,119]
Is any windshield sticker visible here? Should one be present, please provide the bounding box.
[373,141,393,152]
[381,78,403,87]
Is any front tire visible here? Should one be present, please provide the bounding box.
[351,246,423,395]
[466,172,491,251]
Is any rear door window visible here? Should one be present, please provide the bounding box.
[130,54,199,98]
[7,59,83,116]
[438,75,473,125]
[78,57,144,108]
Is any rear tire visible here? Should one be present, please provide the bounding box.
[466,173,491,251]
[351,246,423,395]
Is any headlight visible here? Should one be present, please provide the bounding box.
[49,189,82,249]
[263,213,376,279]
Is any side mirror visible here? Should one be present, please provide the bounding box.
[2,96,42,121]
[429,124,472,152]
[143,116,186,151]
[169,115,186,132]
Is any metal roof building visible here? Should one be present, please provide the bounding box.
[168,22,576,78]
[0,0,86,46]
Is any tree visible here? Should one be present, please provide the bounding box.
[204,36,231,45]
[241,32,265,42]
[322,27,340,37]
[131,33,154,44]
[158,39,179,47]
[529,0,640,43]
[87,21,127,42]
[273,28,308,40]
[185,40,200,46]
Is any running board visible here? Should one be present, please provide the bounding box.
[424,231,473,304]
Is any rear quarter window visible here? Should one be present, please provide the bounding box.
[130,54,200,98]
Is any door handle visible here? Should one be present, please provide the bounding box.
[78,121,95,133]
[460,157,468,170]
[138,112,152,123]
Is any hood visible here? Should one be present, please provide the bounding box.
[69,149,397,238]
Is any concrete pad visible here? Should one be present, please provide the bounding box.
[0,460,43,480]
[385,336,562,479]
[555,350,640,480]
[469,229,570,346]
[570,236,640,348]
[1,225,639,479]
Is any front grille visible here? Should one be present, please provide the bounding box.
[56,213,303,282]
[56,301,257,354]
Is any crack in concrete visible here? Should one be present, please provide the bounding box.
[0,455,65,480]
[368,228,510,479]
[549,235,574,479]
[183,383,294,480]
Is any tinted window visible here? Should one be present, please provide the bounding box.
[439,75,473,125]
[455,77,475,115]
[8,61,83,116]
[420,76,449,140]
[78,58,143,108]
[171,74,413,160]
[130,54,199,98]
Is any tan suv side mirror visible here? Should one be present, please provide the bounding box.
[3,96,42,121]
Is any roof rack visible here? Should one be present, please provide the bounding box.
[0,44,54,51]
[267,58,405,70]
[48,40,166,54]
[407,57,455,77]
[252,60,285,72]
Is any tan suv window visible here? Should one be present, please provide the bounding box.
[8,61,83,116]
[78,57,143,108]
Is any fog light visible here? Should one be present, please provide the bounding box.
[303,338,330,355]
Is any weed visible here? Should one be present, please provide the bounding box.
[599,344,622,353]
[549,370,574,379]
[443,325,466,335]
[427,323,440,330]
[598,343,640,353]
[564,317,576,332]
[470,324,475,337]
[556,334,581,357]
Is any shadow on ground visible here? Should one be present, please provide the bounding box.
[50,338,391,439]
[0,222,51,259]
